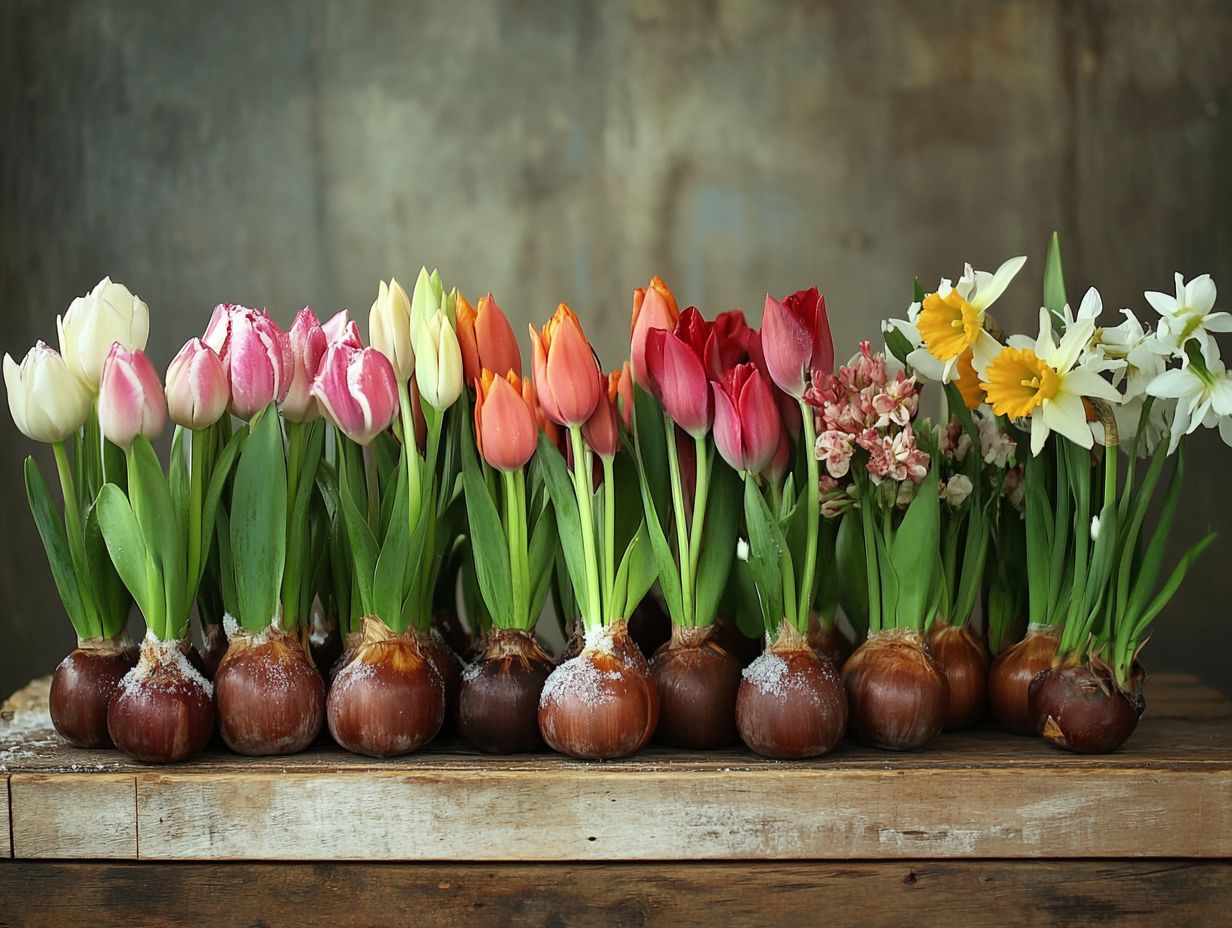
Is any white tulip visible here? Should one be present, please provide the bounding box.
[413,309,463,410]
[368,279,414,380]
[57,277,150,390]
[4,342,93,443]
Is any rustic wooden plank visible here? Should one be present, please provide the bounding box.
[1,777,9,859]
[1,859,1230,927]
[10,774,137,859]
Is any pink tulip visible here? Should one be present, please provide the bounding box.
[322,309,361,346]
[311,344,399,446]
[99,344,167,449]
[165,338,228,430]
[645,308,713,438]
[282,308,329,423]
[761,287,833,398]
[712,363,781,474]
[203,304,293,420]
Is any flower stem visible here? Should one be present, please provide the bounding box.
[687,435,710,626]
[568,426,603,629]
[502,469,529,631]
[796,400,821,632]
[602,455,616,620]
[663,419,693,626]
[860,478,881,635]
[52,441,101,638]
[187,426,205,607]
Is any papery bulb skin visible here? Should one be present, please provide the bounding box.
[49,638,136,748]
[538,627,659,759]
[198,623,227,681]
[327,616,445,757]
[651,626,741,749]
[415,627,464,732]
[327,631,363,686]
[432,609,473,664]
[842,628,949,751]
[308,609,343,676]
[558,617,585,664]
[459,628,555,754]
[736,622,847,759]
[1029,663,1143,754]
[806,614,853,670]
[107,636,215,764]
[988,626,1060,734]
[214,625,326,756]
[626,596,672,661]
[927,620,989,730]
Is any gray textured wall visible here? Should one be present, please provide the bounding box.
[2,0,1230,697]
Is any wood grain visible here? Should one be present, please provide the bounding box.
[9,774,136,859]
[2,860,1231,927]
[1,777,8,859]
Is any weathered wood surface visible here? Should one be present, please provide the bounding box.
[2,860,1231,928]
[1,673,1229,861]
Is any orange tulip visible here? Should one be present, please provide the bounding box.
[583,369,622,459]
[615,361,634,430]
[458,291,522,387]
[630,276,680,386]
[474,369,538,472]
[529,303,602,427]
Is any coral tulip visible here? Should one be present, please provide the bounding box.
[630,277,679,387]
[57,277,150,391]
[98,345,167,449]
[474,370,538,471]
[165,338,229,430]
[530,304,602,427]
[3,342,93,443]
[645,308,713,437]
[281,308,329,423]
[761,287,834,398]
[459,292,522,386]
[312,344,399,445]
[712,363,781,475]
[203,304,294,420]
[582,370,622,459]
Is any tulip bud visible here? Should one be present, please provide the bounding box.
[98,345,167,449]
[459,292,522,386]
[3,342,93,443]
[203,304,294,420]
[312,344,399,445]
[369,279,414,381]
[530,304,602,427]
[474,370,538,472]
[282,308,329,423]
[645,308,713,438]
[322,309,358,346]
[630,277,680,387]
[56,277,150,391]
[712,363,781,474]
[413,309,464,410]
[582,370,622,459]
[761,287,834,398]
[165,338,228,430]
[410,267,446,323]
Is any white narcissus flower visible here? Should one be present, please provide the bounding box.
[1145,272,1232,363]
[1109,393,1172,457]
[413,309,463,410]
[368,279,414,382]
[981,309,1121,456]
[57,277,151,390]
[1146,342,1232,453]
[4,342,93,443]
[940,474,974,507]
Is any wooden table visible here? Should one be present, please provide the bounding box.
[0,672,1229,926]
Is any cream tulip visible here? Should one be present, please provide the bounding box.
[368,279,414,381]
[57,277,150,390]
[413,309,463,410]
[3,342,93,443]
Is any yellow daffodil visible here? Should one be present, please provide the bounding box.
[917,256,1027,379]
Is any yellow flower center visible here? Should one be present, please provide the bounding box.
[980,347,1060,419]
[918,290,983,361]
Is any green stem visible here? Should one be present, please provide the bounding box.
[187,427,205,608]
[364,441,379,534]
[602,455,616,621]
[687,436,710,626]
[860,479,881,635]
[663,419,693,626]
[52,441,100,638]
[502,469,528,631]
[398,382,422,530]
[797,402,820,632]
[568,426,603,629]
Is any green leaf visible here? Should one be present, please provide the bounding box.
[888,465,941,629]
[723,556,766,639]
[693,460,739,627]
[913,276,926,304]
[198,424,247,591]
[1043,230,1068,321]
[24,457,91,638]
[373,456,412,624]
[535,435,590,617]
[460,429,513,629]
[170,427,189,540]
[82,495,131,639]
[835,511,869,639]
[96,482,163,635]
[743,478,787,630]
[230,405,287,631]
[1133,532,1216,634]
[526,499,557,630]
[126,437,187,637]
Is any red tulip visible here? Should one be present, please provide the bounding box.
[282,308,329,423]
[529,304,602,427]
[98,345,167,449]
[645,308,713,438]
[459,292,522,386]
[707,309,755,377]
[630,276,680,387]
[712,363,781,474]
[203,304,294,420]
[165,338,228,430]
[312,344,399,446]
[764,428,791,482]
[582,370,622,459]
[761,287,833,398]
[745,327,802,438]
[474,370,538,472]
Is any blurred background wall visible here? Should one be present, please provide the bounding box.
[1,0,1230,698]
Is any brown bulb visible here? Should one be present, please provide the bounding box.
[327,615,445,757]
[651,625,741,749]
[558,617,585,664]
[843,628,949,751]
[416,627,464,732]
[538,628,658,759]
[807,614,853,670]
[198,623,227,681]
[736,623,847,759]
[214,626,326,756]
[1030,663,1143,754]
[49,638,136,748]
[927,620,989,730]
[328,631,363,685]
[107,637,215,763]
[988,626,1059,734]
[459,628,555,753]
